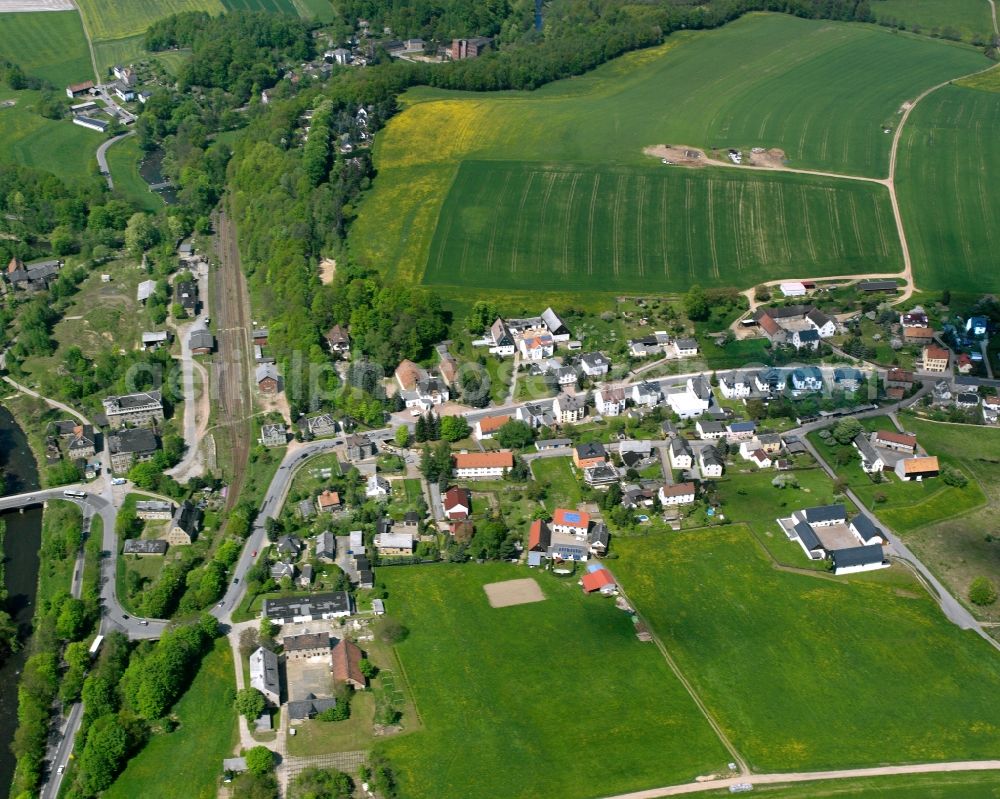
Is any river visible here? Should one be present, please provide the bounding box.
[0,404,42,796]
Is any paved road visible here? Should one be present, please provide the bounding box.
[95,131,135,190]
[40,702,82,799]
[600,760,1000,798]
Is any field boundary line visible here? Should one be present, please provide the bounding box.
[612,579,749,776]
[72,2,100,83]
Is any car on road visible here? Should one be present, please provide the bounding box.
[252,550,257,557]
[57,766,64,774]
[139,620,148,626]
[122,614,129,620]
[233,578,239,584]
[111,477,126,485]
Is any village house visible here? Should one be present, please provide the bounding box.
[474,414,511,441]
[438,354,459,388]
[903,326,935,345]
[853,434,885,473]
[374,531,414,556]
[669,437,694,469]
[103,391,164,428]
[617,440,653,470]
[108,428,158,473]
[325,324,351,356]
[858,279,898,293]
[595,386,627,417]
[579,352,611,378]
[277,535,304,557]
[584,463,619,486]
[189,328,214,355]
[136,499,174,520]
[873,430,916,454]
[262,591,352,624]
[755,368,786,394]
[748,449,773,469]
[967,315,989,337]
[256,363,280,393]
[516,403,555,429]
[699,445,724,477]
[581,567,616,594]
[259,423,287,447]
[332,638,367,690]
[631,381,662,408]
[573,442,607,469]
[758,433,783,454]
[315,532,336,563]
[443,486,471,520]
[535,438,572,451]
[553,393,587,424]
[667,376,713,419]
[885,368,915,390]
[137,280,157,304]
[551,508,589,538]
[833,368,863,393]
[271,560,296,582]
[921,345,950,373]
[719,372,753,399]
[249,647,281,705]
[316,490,342,513]
[55,423,97,460]
[141,331,170,351]
[167,501,201,546]
[488,319,516,357]
[726,420,757,442]
[395,359,424,392]
[366,474,390,500]
[123,539,168,556]
[176,280,198,316]
[252,328,268,346]
[450,36,491,59]
[65,80,95,98]
[696,420,727,440]
[900,309,929,329]
[345,433,377,460]
[753,305,836,346]
[850,514,885,546]
[453,450,513,479]
[519,332,554,360]
[284,632,332,660]
[672,338,698,358]
[659,482,696,506]
[790,367,823,395]
[895,456,939,481]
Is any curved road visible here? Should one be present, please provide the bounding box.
[95,131,135,191]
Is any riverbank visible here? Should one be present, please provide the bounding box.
[0,404,42,796]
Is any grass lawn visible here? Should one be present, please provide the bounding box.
[897,84,1000,292]
[425,160,901,294]
[37,499,81,606]
[351,13,986,290]
[104,637,237,799]
[701,770,1000,797]
[287,691,377,755]
[106,134,164,212]
[528,456,582,512]
[888,415,1000,620]
[222,0,298,13]
[75,0,224,43]
[806,422,986,533]
[614,526,1000,771]
[0,90,98,181]
[0,11,93,86]
[377,563,730,798]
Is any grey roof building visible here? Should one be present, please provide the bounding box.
[249,646,280,705]
[123,538,168,556]
[262,591,352,624]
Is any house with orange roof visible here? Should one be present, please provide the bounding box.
[474,414,511,441]
[581,568,616,594]
[452,450,513,479]
[894,456,939,481]
[551,508,590,538]
[921,345,950,373]
[316,490,342,513]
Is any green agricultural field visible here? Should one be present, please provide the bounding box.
[0,90,98,181]
[290,0,334,20]
[614,527,1000,772]
[426,160,901,293]
[75,0,224,43]
[377,563,730,799]
[222,0,298,13]
[897,84,1000,291]
[104,638,237,799]
[351,13,986,290]
[0,11,93,86]
[872,0,995,42]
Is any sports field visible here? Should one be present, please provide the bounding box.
[426,160,901,292]
[872,0,995,42]
[0,10,92,85]
[614,527,1000,772]
[351,13,986,291]
[896,83,1000,292]
[377,563,730,799]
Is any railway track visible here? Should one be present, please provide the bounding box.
[213,210,254,508]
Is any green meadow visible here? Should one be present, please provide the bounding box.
[0,11,93,86]
[351,13,986,290]
[0,90,98,182]
[378,563,729,799]
[872,0,995,42]
[614,527,1000,772]
[701,770,1000,798]
[896,83,1000,292]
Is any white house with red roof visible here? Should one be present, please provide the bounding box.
[551,508,590,538]
[442,486,471,520]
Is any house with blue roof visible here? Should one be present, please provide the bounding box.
[790,367,823,395]
[966,316,989,338]
[725,420,757,441]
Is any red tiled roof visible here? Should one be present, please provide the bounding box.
[317,490,341,508]
[582,568,615,593]
[528,519,550,551]
[759,314,780,336]
[899,456,939,474]
[904,326,934,340]
[331,639,365,686]
[875,430,916,448]
[453,451,513,469]
[886,387,905,400]
[887,368,914,383]
[394,359,422,390]
[660,482,695,498]
[924,345,949,362]
[478,414,511,433]
[443,486,471,511]
[552,508,590,528]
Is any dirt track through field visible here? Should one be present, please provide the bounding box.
[214,210,253,509]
